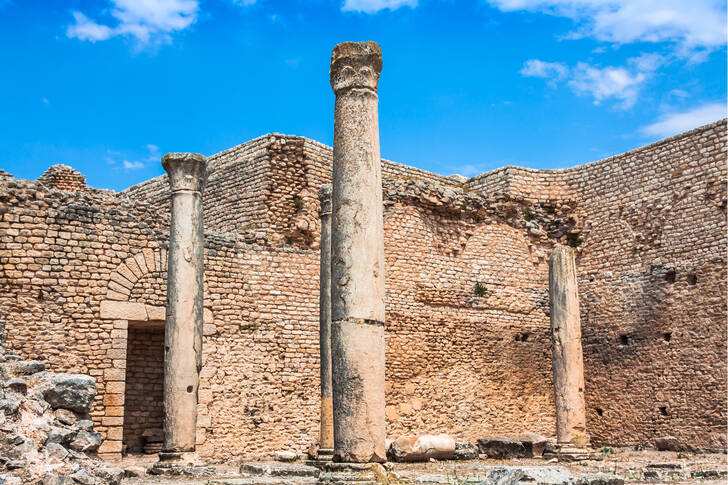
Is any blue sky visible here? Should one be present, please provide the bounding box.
[1,0,725,191]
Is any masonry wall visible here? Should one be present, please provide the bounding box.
[0,121,724,462]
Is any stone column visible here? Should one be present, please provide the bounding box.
[549,245,590,456]
[162,153,207,454]
[329,41,386,463]
[318,184,334,458]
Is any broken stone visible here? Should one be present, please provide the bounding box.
[3,360,45,377]
[55,408,78,426]
[477,436,527,459]
[46,442,69,461]
[67,430,102,452]
[40,374,96,413]
[454,440,479,460]
[654,436,681,451]
[5,378,26,394]
[518,433,550,458]
[388,434,456,462]
[275,450,297,462]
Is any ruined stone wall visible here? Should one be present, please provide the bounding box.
[0,121,724,463]
[0,171,169,458]
[568,121,727,450]
[121,135,273,240]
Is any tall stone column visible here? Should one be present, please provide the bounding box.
[162,153,207,454]
[329,41,386,463]
[549,245,590,457]
[318,184,334,458]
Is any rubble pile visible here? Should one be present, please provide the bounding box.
[0,345,122,484]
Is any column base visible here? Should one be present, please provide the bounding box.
[545,445,593,462]
[317,462,390,484]
[148,451,216,477]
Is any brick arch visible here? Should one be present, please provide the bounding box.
[105,248,166,302]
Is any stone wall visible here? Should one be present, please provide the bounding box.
[0,120,724,462]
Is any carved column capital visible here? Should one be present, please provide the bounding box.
[330,41,382,94]
[319,184,333,216]
[162,153,208,194]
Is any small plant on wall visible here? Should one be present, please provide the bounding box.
[292,196,304,211]
[567,232,583,248]
[473,281,488,297]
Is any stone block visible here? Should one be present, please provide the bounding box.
[100,300,147,321]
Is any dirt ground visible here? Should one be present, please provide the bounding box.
[119,448,727,484]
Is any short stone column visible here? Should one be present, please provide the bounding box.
[329,41,386,463]
[318,184,334,459]
[549,245,590,457]
[162,153,207,454]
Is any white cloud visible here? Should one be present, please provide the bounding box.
[342,0,417,14]
[145,144,161,162]
[522,54,664,109]
[520,59,568,81]
[67,12,114,42]
[487,0,726,57]
[568,63,645,108]
[67,0,199,45]
[123,160,145,170]
[642,103,726,138]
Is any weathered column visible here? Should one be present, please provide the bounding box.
[549,245,590,457]
[318,184,334,458]
[329,41,386,463]
[162,153,207,454]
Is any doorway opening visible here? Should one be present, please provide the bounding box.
[122,320,165,454]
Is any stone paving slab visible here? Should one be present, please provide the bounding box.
[239,461,320,478]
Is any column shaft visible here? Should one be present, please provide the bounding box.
[329,41,386,463]
[549,245,589,449]
[319,184,334,452]
[162,153,207,453]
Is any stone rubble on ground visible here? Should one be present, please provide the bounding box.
[0,345,123,484]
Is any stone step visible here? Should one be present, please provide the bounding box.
[240,462,320,478]
[211,478,318,485]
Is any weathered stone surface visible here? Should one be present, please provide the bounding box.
[240,461,319,477]
[454,440,479,460]
[99,300,148,320]
[162,152,208,453]
[477,436,527,459]
[40,374,96,413]
[654,436,681,451]
[518,433,551,458]
[479,467,624,485]
[275,450,297,462]
[67,429,102,452]
[54,408,77,426]
[388,434,456,462]
[0,346,121,484]
[318,184,334,452]
[330,41,386,464]
[549,246,589,449]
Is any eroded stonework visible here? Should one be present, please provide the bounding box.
[0,119,725,461]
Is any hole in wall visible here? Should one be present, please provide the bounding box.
[596,408,604,417]
[687,273,697,285]
[186,386,193,393]
[619,335,629,345]
[663,332,672,342]
[514,332,530,342]
[659,406,668,416]
[664,270,676,283]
